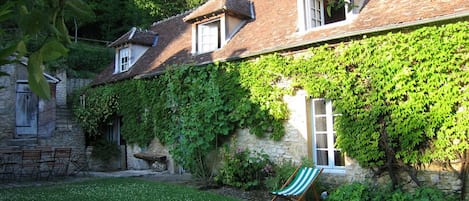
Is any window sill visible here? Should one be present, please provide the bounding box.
[113,69,130,74]
[296,15,357,35]
[319,167,346,174]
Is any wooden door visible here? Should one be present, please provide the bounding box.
[15,83,38,137]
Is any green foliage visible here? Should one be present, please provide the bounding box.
[49,42,113,78]
[74,62,284,181]
[326,182,458,201]
[264,160,297,191]
[215,144,272,190]
[83,0,205,41]
[290,22,469,188]
[0,0,94,99]
[73,86,119,136]
[133,0,206,17]
[0,177,242,201]
[326,182,371,201]
[238,55,291,140]
[74,21,469,192]
[265,158,317,193]
[91,139,121,163]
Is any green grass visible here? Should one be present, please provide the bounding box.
[0,178,242,201]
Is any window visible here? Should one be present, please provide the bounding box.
[118,47,130,72]
[302,0,347,30]
[311,99,345,171]
[197,20,221,53]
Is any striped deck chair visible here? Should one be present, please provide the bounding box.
[271,165,323,201]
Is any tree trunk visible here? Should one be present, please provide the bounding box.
[399,161,422,187]
[379,119,399,189]
[459,150,468,201]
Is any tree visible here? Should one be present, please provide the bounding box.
[0,0,93,99]
[79,0,207,42]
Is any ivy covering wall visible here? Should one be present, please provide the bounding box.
[74,21,468,188]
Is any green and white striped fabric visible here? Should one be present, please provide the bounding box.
[271,167,321,197]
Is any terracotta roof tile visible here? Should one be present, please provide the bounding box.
[183,0,252,23]
[92,0,469,86]
[108,27,157,47]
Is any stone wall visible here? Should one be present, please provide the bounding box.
[0,62,87,174]
[230,89,464,196]
[55,70,67,106]
[126,139,182,174]
[37,125,86,172]
[0,63,16,144]
[67,78,92,95]
[232,90,310,165]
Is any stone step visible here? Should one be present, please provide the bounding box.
[6,138,38,148]
[56,117,73,123]
[56,109,72,117]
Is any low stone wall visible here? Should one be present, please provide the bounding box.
[37,124,86,174]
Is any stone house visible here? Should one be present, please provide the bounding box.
[90,0,469,196]
[0,58,88,172]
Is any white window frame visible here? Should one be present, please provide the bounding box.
[311,98,345,173]
[298,0,356,32]
[193,18,225,54]
[118,47,130,72]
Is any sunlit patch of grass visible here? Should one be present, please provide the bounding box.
[0,178,242,201]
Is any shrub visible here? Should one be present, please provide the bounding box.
[264,160,297,191]
[264,158,314,190]
[215,146,272,190]
[91,139,121,163]
[326,182,458,201]
[326,182,371,201]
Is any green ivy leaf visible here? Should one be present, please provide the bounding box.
[0,42,17,65]
[0,2,13,22]
[18,9,48,36]
[65,0,94,19]
[27,52,51,100]
[40,40,68,62]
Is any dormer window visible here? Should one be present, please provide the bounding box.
[197,19,222,53]
[183,0,253,55]
[119,47,130,72]
[299,0,356,31]
[109,27,157,74]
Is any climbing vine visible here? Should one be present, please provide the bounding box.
[74,21,468,193]
[289,21,469,190]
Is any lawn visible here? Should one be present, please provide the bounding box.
[0,177,242,201]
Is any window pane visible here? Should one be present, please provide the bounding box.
[323,0,346,24]
[334,151,345,166]
[119,48,130,72]
[310,0,321,27]
[198,20,220,53]
[317,150,328,165]
[314,99,326,115]
[315,117,326,131]
[316,134,327,148]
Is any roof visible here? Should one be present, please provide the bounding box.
[183,0,252,23]
[92,0,469,86]
[108,27,157,47]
